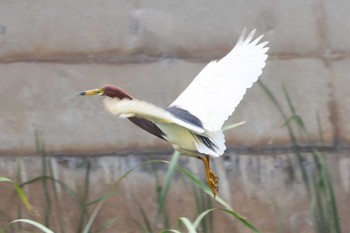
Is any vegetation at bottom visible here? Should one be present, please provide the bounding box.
[0,82,342,233]
[0,134,259,233]
[259,80,341,233]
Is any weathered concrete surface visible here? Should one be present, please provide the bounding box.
[0,0,322,61]
[0,58,334,154]
[0,0,347,154]
[231,58,334,147]
[0,0,345,154]
[324,0,350,52]
[0,0,350,232]
[0,152,349,233]
[332,58,350,143]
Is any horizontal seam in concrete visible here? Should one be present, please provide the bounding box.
[1,52,350,64]
[3,145,350,158]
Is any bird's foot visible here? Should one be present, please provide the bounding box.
[207,170,219,198]
[196,155,220,198]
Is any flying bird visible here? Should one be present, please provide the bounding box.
[78,29,269,197]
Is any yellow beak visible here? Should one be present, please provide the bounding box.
[77,88,104,96]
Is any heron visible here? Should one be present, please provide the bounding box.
[78,29,269,197]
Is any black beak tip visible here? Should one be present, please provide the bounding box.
[76,91,86,96]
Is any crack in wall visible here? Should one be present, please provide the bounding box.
[314,0,340,148]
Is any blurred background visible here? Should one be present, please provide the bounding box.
[0,1,349,233]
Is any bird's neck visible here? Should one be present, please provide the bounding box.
[108,94,166,141]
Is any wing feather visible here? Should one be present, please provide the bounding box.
[103,98,206,134]
[170,29,269,131]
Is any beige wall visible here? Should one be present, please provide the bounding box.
[1,1,350,232]
[1,0,346,154]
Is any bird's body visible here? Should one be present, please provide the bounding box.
[157,122,199,153]
[79,29,269,197]
[104,98,225,157]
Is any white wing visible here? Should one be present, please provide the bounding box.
[103,98,206,134]
[170,29,269,131]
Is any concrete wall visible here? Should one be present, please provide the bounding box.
[1,152,350,233]
[2,0,347,154]
[1,0,350,232]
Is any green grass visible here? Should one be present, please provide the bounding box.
[191,180,214,233]
[0,147,260,233]
[0,177,31,211]
[259,80,341,233]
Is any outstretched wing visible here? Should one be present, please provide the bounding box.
[170,29,269,131]
[103,98,207,134]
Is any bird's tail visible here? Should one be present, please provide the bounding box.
[194,130,226,158]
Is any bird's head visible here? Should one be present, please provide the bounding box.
[78,84,133,99]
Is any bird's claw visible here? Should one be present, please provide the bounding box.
[197,155,220,198]
[208,170,219,198]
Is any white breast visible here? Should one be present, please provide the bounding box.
[155,123,225,157]
[156,123,197,153]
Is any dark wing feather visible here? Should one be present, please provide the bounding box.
[166,106,204,129]
[128,117,166,140]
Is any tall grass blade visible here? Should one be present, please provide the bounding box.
[157,151,180,217]
[175,166,230,210]
[191,183,213,233]
[95,216,118,233]
[311,172,327,233]
[283,86,341,233]
[192,208,215,229]
[222,121,245,131]
[263,82,341,233]
[259,80,311,194]
[177,217,197,233]
[77,160,92,233]
[192,208,261,233]
[47,158,65,233]
[0,177,31,210]
[87,191,118,206]
[152,163,170,229]
[176,164,261,233]
[35,134,52,228]
[136,199,154,233]
[20,176,81,205]
[282,85,307,141]
[103,158,259,232]
[15,160,23,233]
[161,229,181,233]
[163,208,260,233]
[82,201,104,233]
[111,160,170,189]
[12,219,54,233]
[314,150,341,233]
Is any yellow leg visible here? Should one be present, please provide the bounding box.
[197,155,219,197]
